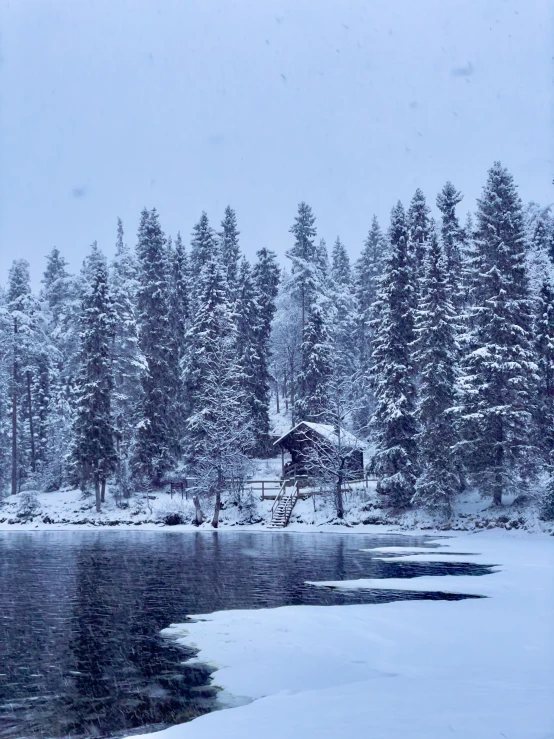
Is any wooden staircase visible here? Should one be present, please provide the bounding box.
[268,481,299,528]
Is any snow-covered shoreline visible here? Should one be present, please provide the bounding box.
[1,487,553,535]
[128,529,554,739]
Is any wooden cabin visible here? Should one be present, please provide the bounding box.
[274,421,364,482]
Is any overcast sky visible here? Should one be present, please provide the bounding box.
[0,0,552,285]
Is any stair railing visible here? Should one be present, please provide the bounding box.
[271,479,288,518]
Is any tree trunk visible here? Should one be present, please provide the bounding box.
[493,425,504,506]
[275,380,280,414]
[284,369,288,411]
[335,471,344,519]
[26,371,36,474]
[11,350,18,496]
[95,472,101,512]
[193,495,204,526]
[289,367,295,425]
[212,491,221,528]
[100,477,106,503]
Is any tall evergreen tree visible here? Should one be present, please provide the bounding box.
[296,295,332,422]
[353,216,388,432]
[413,225,459,515]
[330,237,351,286]
[182,241,231,466]
[252,248,280,450]
[287,202,318,337]
[72,245,116,511]
[329,237,357,384]
[171,231,190,352]
[532,237,554,463]
[235,259,271,454]
[190,211,218,283]
[134,208,180,484]
[316,238,330,287]
[110,219,142,485]
[436,181,464,297]
[371,202,418,508]
[459,163,539,505]
[219,206,241,293]
[408,188,431,285]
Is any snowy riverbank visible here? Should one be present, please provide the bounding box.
[129,529,554,739]
[1,484,553,535]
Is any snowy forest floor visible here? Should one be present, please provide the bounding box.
[129,529,554,739]
[1,471,553,535]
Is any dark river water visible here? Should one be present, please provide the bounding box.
[0,530,494,739]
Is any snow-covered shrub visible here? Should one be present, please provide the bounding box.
[17,490,41,518]
[237,489,261,524]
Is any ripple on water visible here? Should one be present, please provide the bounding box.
[0,530,494,738]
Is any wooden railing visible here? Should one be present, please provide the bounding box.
[245,480,282,500]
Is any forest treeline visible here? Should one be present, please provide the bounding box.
[1,162,553,524]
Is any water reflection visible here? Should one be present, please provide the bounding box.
[0,531,493,738]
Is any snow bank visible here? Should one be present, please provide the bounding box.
[130,530,554,739]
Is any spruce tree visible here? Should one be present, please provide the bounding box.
[4,260,49,493]
[296,295,332,422]
[413,225,459,515]
[134,208,180,484]
[171,231,190,353]
[72,245,116,511]
[219,206,241,293]
[316,238,330,287]
[408,188,431,285]
[287,202,318,337]
[235,259,270,454]
[110,219,141,487]
[533,243,554,462]
[330,237,357,384]
[190,211,218,284]
[459,163,538,505]
[252,248,280,451]
[182,241,231,466]
[371,202,418,508]
[353,216,387,432]
[436,181,464,301]
[330,237,351,286]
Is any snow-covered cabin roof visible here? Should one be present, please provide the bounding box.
[274,421,362,449]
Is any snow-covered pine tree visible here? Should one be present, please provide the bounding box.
[436,181,464,306]
[133,208,180,485]
[530,219,554,463]
[408,188,431,286]
[252,248,280,450]
[316,238,330,287]
[270,275,303,423]
[330,237,351,286]
[40,248,80,488]
[171,231,190,353]
[72,244,117,511]
[287,202,319,338]
[413,223,459,516]
[353,216,388,433]
[110,219,142,494]
[458,163,539,505]
[219,206,241,294]
[235,258,270,455]
[190,211,218,284]
[329,237,357,387]
[253,248,280,338]
[182,239,230,466]
[371,202,418,509]
[295,294,332,423]
[3,260,48,494]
